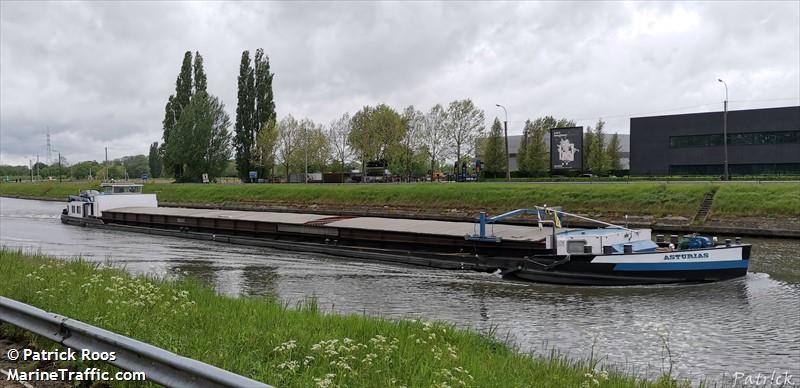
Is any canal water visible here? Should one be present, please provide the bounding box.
[1,197,798,383]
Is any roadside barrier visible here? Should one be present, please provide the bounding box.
[0,296,272,388]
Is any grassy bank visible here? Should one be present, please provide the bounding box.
[0,249,688,387]
[1,181,797,218]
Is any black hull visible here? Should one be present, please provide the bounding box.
[60,214,104,226]
[506,246,751,285]
[510,267,749,286]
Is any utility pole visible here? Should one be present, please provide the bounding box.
[717,79,729,181]
[29,159,33,182]
[58,152,62,182]
[304,124,309,184]
[495,104,511,182]
[105,147,109,181]
[36,155,40,180]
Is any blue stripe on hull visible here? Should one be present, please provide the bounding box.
[613,260,749,271]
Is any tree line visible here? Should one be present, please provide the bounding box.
[0,155,156,181]
[1,49,622,182]
[482,117,623,177]
[150,47,491,182]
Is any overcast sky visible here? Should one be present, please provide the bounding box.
[1,1,798,166]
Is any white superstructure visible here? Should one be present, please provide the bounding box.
[65,183,157,220]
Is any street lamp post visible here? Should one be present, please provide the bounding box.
[717,79,729,181]
[304,124,309,184]
[495,104,511,182]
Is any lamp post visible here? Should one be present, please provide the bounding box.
[717,78,729,181]
[495,104,511,182]
[304,123,309,184]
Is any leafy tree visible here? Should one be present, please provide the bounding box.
[607,133,622,171]
[584,130,596,173]
[166,92,232,182]
[0,165,30,179]
[148,142,162,178]
[69,160,101,180]
[328,113,353,173]
[445,99,485,164]
[276,115,299,181]
[411,145,432,178]
[586,119,608,175]
[483,118,505,177]
[234,51,255,181]
[348,104,406,173]
[292,118,329,177]
[398,106,425,179]
[422,104,449,178]
[117,155,149,179]
[255,119,279,179]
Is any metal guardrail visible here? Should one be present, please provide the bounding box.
[0,296,272,388]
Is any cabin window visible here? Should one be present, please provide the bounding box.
[77,207,81,215]
[567,240,586,254]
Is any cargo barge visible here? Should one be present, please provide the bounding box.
[61,184,751,285]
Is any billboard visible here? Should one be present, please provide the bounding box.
[550,126,583,172]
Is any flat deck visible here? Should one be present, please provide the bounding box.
[107,207,557,242]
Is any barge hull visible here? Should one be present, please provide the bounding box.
[87,207,751,286]
[100,207,553,258]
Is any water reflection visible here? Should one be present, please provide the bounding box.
[1,197,798,383]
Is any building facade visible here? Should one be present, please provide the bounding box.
[630,106,800,176]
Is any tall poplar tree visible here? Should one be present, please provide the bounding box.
[253,48,276,178]
[234,51,255,180]
[234,48,275,181]
[162,51,194,179]
[516,123,530,176]
[586,119,608,175]
[607,133,622,172]
[193,51,207,94]
[148,142,162,178]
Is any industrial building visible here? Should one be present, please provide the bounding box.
[630,106,800,176]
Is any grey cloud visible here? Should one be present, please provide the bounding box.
[1,1,798,165]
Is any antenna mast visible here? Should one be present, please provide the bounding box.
[46,127,52,164]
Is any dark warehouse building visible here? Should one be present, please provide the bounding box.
[630,106,800,176]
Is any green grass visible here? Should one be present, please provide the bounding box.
[714,183,800,217]
[2,181,797,218]
[0,249,695,387]
[0,181,100,200]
